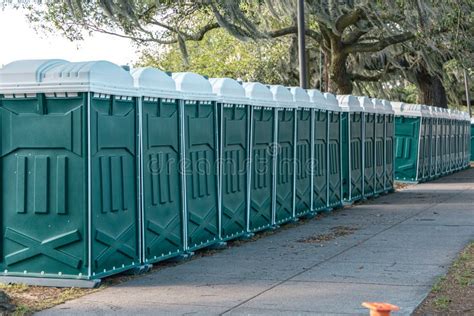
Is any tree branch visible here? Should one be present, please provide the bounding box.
[342,29,368,45]
[344,32,415,53]
[335,7,364,33]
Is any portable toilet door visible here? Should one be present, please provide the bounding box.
[360,97,377,197]
[433,107,443,177]
[373,98,386,194]
[428,106,437,179]
[440,108,448,175]
[419,105,431,181]
[470,118,474,161]
[382,100,395,192]
[0,60,140,286]
[269,85,297,225]
[325,93,343,209]
[447,110,455,173]
[131,67,185,265]
[416,105,426,182]
[393,102,422,182]
[464,113,470,167]
[337,95,364,203]
[243,82,276,232]
[210,78,250,241]
[453,110,464,171]
[291,87,313,218]
[172,72,220,252]
[307,89,329,212]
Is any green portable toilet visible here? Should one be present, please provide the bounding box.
[0,60,140,287]
[210,78,250,241]
[460,111,469,169]
[418,105,431,181]
[290,87,313,217]
[337,95,364,203]
[131,67,185,265]
[432,106,443,176]
[393,102,422,182]
[463,113,471,167]
[372,98,386,194]
[172,72,219,252]
[440,108,450,175]
[382,100,395,192]
[453,110,462,170]
[307,89,329,212]
[243,82,275,232]
[269,85,297,225]
[419,104,429,180]
[324,92,343,209]
[428,106,438,178]
[463,118,474,162]
[360,97,377,197]
[448,109,457,172]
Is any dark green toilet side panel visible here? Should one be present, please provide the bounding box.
[328,112,342,208]
[183,101,219,250]
[90,95,140,277]
[364,113,375,196]
[295,109,312,217]
[375,114,385,193]
[394,116,420,182]
[350,113,363,201]
[220,104,249,240]
[435,119,443,176]
[423,118,432,178]
[249,107,274,232]
[341,113,349,202]
[470,123,474,162]
[430,118,437,178]
[275,109,295,224]
[0,93,87,278]
[313,110,328,211]
[385,115,394,190]
[449,120,455,171]
[142,99,184,264]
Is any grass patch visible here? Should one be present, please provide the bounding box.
[413,241,474,315]
[0,283,99,316]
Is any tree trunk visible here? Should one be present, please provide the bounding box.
[328,50,353,95]
[414,68,448,108]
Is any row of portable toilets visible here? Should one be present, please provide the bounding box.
[0,59,471,286]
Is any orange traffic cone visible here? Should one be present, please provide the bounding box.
[362,302,400,316]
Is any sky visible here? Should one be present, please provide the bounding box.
[0,8,138,67]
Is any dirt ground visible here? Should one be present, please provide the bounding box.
[413,242,474,315]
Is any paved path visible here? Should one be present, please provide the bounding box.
[39,169,474,315]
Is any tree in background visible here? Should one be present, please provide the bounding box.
[27,0,473,107]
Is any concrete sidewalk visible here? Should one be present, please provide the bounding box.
[39,169,474,315]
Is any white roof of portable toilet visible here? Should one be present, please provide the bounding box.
[428,106,435,117]
[131,67,179,99]
[289,87,311,108]
[359,96,377,113]
[450,109,459,121]
[371,98,385,114]
[269,85,297,108]
[172,72,216,101]
[337,95,364,112]
[420,105,431,117]
[209,77,248,105]
[381,100,394,114]
[0,59,137,95]
[242,82,275,107]
[324,92,341,112]
[307,89,327,111]
[391,102,422,117]
[470,116,474,124]
[464,112,471,122]
[441,108,451,119]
